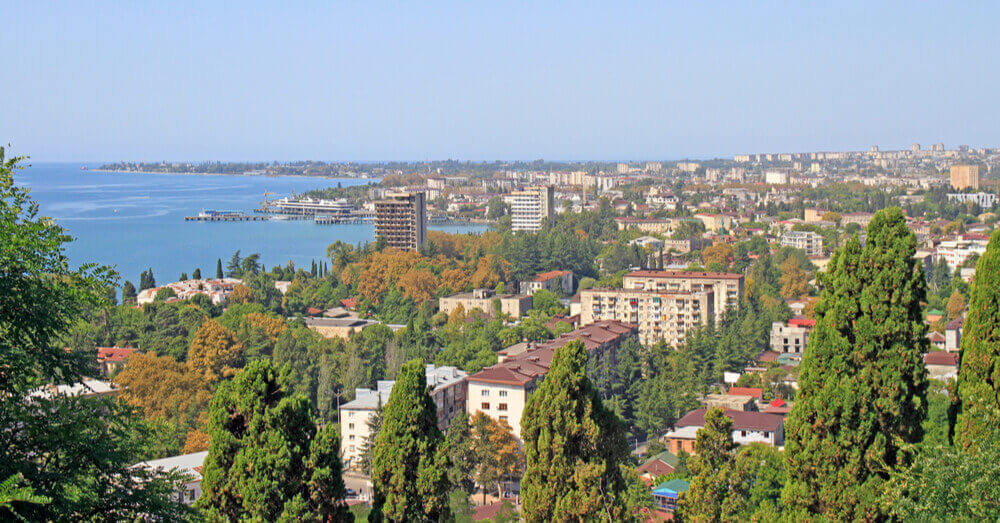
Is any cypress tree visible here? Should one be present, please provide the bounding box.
[677,407,736,520]
[954,229,1000,451]
[520,340,632,522]
[370,360,451,522]
[121,281,137,303]
[192,267,201,279]
[216,258,224,279]
[781,207,929,520]
[179,272,188,281]
[198,360,350,521]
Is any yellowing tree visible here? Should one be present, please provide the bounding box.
[441,267,472,293]
[242,312,286,340]
[702,243,734,268]
[779,257,809,298]
[228,284,253,304]
[947,290,966,321]
[187,318,243,382]
[114,351,212,421]
[471,254,510,289]
[399,268,438,302]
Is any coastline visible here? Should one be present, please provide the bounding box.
[90,169,378,181]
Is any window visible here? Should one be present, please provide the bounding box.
[765,431,771,438]
[740,431,747,437]
[349,435,355,441]
[499,416,508,422]
[481,389,490,397]
[188,489,196,501]
[498,403,508,411]
[482,402,490,410]
[499,390,507,397]
[348,423,354,429]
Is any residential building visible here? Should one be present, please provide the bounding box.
[29,379,119,400]
[304,316,381,340]
[621,270,744,323]
[765,170,789,185]
[580,288,713,346]
[438,288,533,319]
[924,352,959,381]
[651,479,689,514]
[340,365,467,468]
[770,317,814,355]
[662,408,784,454]
[703,394,756,412]
[949,164,981,190]
[510,185,554,232]
[947,192,997,208]
[133,451,208,506]
[937,236,988,269]
[137,278,242,305]
[661,237,710,254]
[613,217,680,234]
[466,321,636,439]
[374,191,426,250]
[945,317,963,352]
[694,213,738,233]
[639,451,680,484]
[780,230,824,256]
[97,346,137,377]
[520,270,574,295]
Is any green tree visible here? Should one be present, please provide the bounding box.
[370,360,451,522]
[443,413,477,495]
[192,267,201,279]
[677,407,735,520]
[782,208,929,520]
[121,280,138,303]
[954,229,1000,451]
[198,360,350,521]
[0,148,189,520]
[520,340,633,522]
[216,258,224,279]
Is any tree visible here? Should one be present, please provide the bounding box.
[677,407,736,521]
[954,229,1000,451]
[443,413,477,495]
[520,340,633,522]
[113,352,213,444]
[947,288,967,321]
[778,256,809,298]
[0,148,189,520]
[701,242,733,269]
[470,412,524,502]
[782,208,929,520]
[227,250,242,277]
[399,268,438,302]
[179,272,188,281]
[187,318,243,382]
[121,280,138,303]
[371,360,451,522]
[229,283,253,304]
[198,360,350,521]
[192,268,202,279]
[216,258,224,279]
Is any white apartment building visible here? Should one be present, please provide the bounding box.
[132,451,208,506]
[340,365,467,469]
[621,270,744,323]
[510,186,554,232]
[947,192,998,208]
[770,318,814,355]
[137,278,242,305]
[765,170,789,185]
[580,288,714,346]
[780,230,824,256]
[937,236,988,270]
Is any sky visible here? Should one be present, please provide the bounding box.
[2,1,999,162]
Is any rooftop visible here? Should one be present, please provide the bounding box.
[676,408,783,432]
[97,346,138,362]
[532,270,572,282]
[625,270,744,280]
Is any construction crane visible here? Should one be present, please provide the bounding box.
[262,189,275,211]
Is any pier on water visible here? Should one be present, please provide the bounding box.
[185,211,268,222]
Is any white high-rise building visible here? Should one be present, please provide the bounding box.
[510,186,554,232]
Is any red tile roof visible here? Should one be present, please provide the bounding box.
[769,399,785,408]
[729,386,763,399]
[306,307,324,316]
[676,408,783,432]
[924,352,959,366]
[97,347,138,362]
[788,317,816,328]
[340,298,358,309]
[638,458,676,477]
[927,332,946,342]
[533,270,572,282]
[625,270,744,280]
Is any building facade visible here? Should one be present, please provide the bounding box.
[520,270,574,295]
[374,191,427,250]
[580,288,714,346]
[663,409,784,454]
[510,185,554,232]
[780,230,824,256]
[438,288,533,319]
[769,318,813,355]
[950,164,981,190]
[621,270,744,323]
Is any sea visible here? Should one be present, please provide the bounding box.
[14,162,488,289]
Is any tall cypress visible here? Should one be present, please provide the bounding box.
[216,258,224,279]
[781,207,929,520]
[370,360,450,522]
[520,340,632,522]
[954,229,1000,451]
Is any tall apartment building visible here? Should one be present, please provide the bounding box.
[621,270,744,323]
[780,230,824,256]
[510,185,554,232]
[340,365,466,469]
[374,191,426,250]
[950,164,981,190]
[579,288,714,346]
[466,321,636,439]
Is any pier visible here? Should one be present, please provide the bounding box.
[185,211,268,222]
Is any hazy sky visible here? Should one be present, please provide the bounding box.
[3,1,998,162]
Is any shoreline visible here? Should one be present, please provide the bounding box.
[89,169,378,182]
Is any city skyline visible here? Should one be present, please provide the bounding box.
[3,2,999,162]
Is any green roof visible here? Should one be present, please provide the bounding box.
[644,451,680,468]
[653,479,690,496]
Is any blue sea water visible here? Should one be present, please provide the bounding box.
[15,162,487,287]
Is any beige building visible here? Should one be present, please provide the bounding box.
[374,191,426,250]
[467,321,637,439]
[340,365,467,469]
[520,270,574,295]
[439,288,533,319]
[580,288,714,346]
[621,270,744,323]
[614,217,680,234]
[950,164,981,190]
[305,316,381,340]
[510,186,554,232]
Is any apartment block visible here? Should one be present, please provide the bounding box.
[438,288,533,319]
[580,288,714,346]
[520,270,574,295]
[340,365,466,469]
[374,191,426,250]
[621,270,744,323]
[780,230,824,256]
[510,185,554,232]
[949,164,981,190]
[770,318,814,355]
[466,321,637,439]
